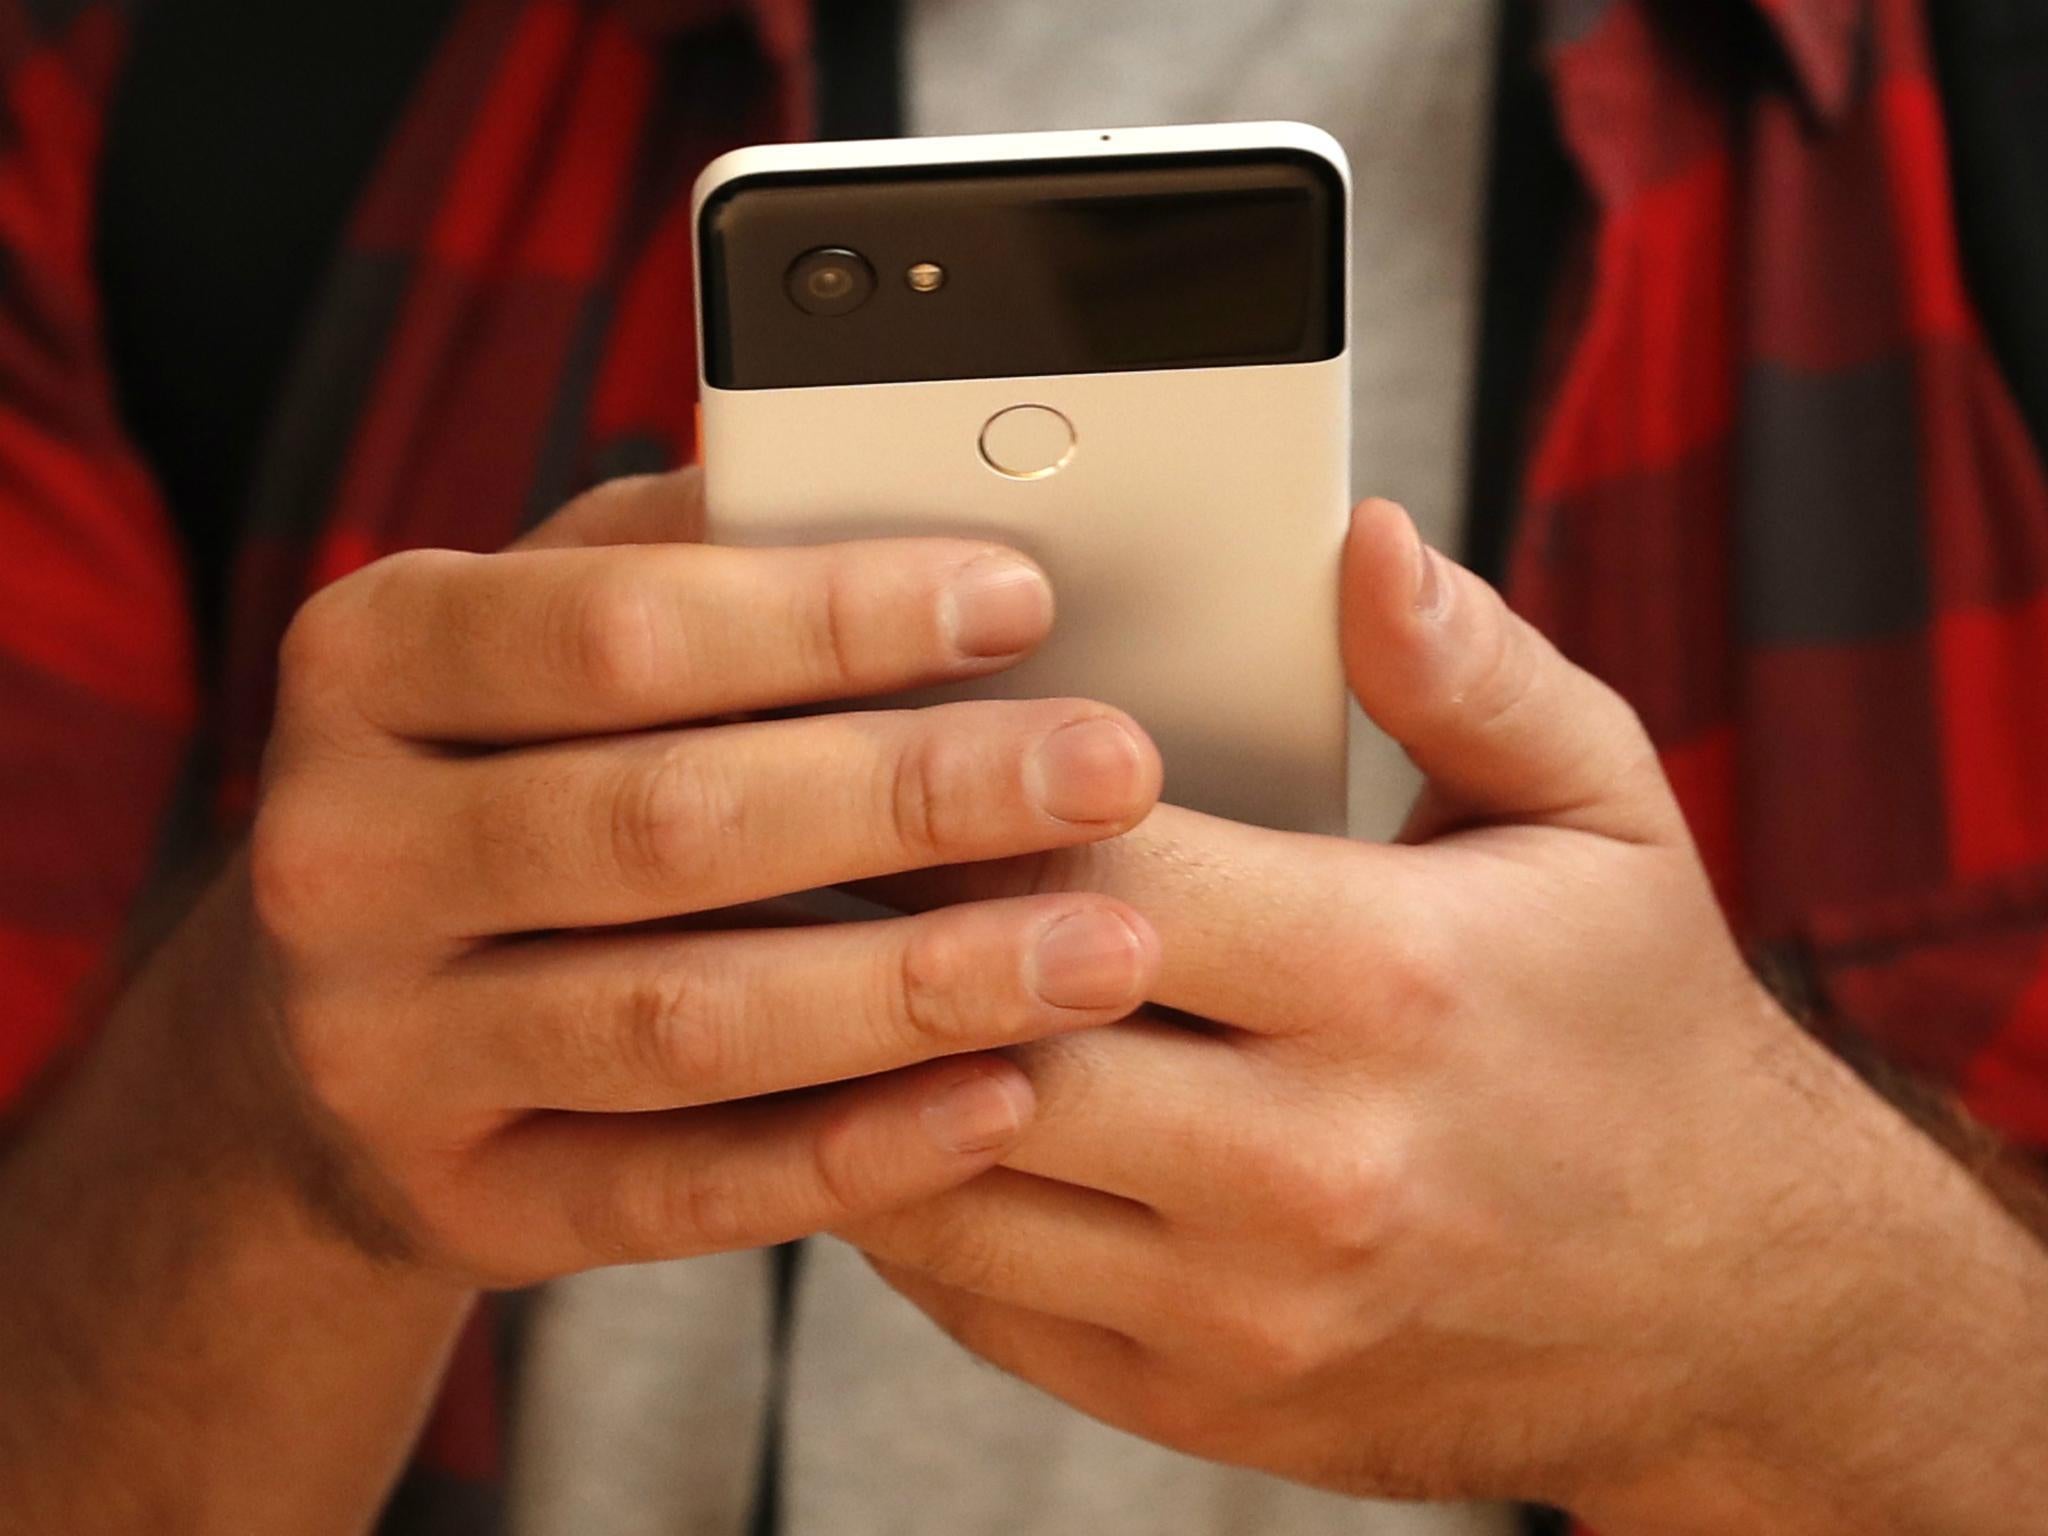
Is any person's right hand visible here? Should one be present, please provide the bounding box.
[229,469,1161,1287]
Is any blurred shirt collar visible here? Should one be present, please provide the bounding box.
[1546,0,1872,123]
[1749,0,1869,120]
[616,0,808,63]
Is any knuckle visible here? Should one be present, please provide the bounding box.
[888,737,944,858]
[366,544,468,589]
[921,1208,1012,1293]
[1458,608,1542,741]
[611,746,728,889]
[564,569,665,702]
[618,968,725,1095]
[545,469,700,548]
[1595,681,1661,770]
[575,472,666,525]
[247,793,344,946]
[1212,1296,1337,1388]
[887,732,977,861]
[275,583,365,703]
[673,1163,754,1251]
[574,1175,659,1262]
[277,549,469,723]
[1269,1143,1398,1256]
[794,562,865,689]
[806,1101,893,1225]
[580,1161,740,1262]
[892,923,972,1051]
[1593,700,1669,815]
[1372,924,1458,1035]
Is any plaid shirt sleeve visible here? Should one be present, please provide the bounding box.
[0,6,804,1529]
[0,1,196,1105]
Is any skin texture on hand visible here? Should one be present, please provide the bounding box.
[245,468,1161,1284]
[846,500,2048,1536]
[0,469,1164,1529]
[0,877,476,1533]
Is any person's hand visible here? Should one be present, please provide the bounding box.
[844,500,2048,1534]
[202,470,1162,1287]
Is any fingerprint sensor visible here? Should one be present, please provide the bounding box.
[980,405,1076,480]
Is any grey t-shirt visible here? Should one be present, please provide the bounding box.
[909,0,1497,844]
[509,4,1512,1533]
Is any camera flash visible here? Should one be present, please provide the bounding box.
[906,262,946,293]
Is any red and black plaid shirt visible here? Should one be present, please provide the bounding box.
[1518,0,2048,1153]
[0,0,2040,1529]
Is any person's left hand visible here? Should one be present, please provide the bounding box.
[841,500,2048,1534]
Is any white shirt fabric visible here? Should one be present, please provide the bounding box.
[510,4,1512,1533]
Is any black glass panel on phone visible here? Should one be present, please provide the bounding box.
[699,151,1343,390]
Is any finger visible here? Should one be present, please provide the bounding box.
[288,532,1055,744]
[856,804,1385,1035]
[1000,1016,1279,1213]
[478,1057,1035,1271]
[841,1167,1168,1339]
[435,897,1157,1113]
[874,1263,1339,1483]
[869,1259,1156,1434]
[513,468,707,550]
[362,698,1160,937]
[1339,498,1681,842]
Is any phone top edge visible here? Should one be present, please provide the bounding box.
[696,352,1354,403]
[689,121,1353,221]
[692,123,1354,393]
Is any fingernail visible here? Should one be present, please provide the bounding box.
[1030,909,1148,1010]
[922,1068,1032,1155]
[1412,526,1447,618]
[943,555,1053,660]
[1027,717,1149,824]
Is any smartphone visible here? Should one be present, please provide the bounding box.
[692,123,1351,834]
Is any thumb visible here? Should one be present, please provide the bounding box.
[1340,499,1678,842]
[513,465,707,551]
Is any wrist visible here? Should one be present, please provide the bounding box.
[0,868,473,1529]
[41,861,465,1301]
[1578,1046,2048,1536]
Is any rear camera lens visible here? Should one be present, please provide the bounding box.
[786,247,876,316]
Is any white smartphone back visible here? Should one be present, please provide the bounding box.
[694,123,1352,835]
